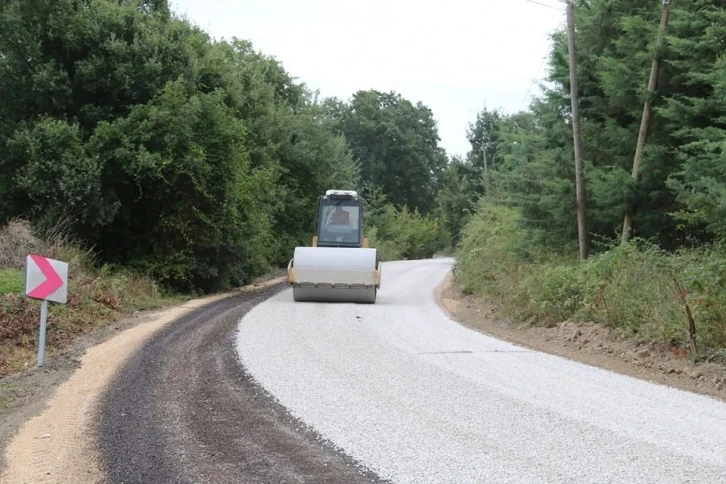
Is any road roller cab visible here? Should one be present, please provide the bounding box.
[287,190,382,304]
[314,190,365,248]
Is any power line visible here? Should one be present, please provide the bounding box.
[519,54,549,110]
[523,0,563,11]
[518,4,567,110]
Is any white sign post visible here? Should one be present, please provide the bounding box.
[24,254,69,367]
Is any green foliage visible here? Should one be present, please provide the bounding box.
[87,78,277,291]
[434,156,483,247]
[454,201,543,309]
[326,90,448,214]
[452,1,726,357]
[455,201,726,355]
[364,186,447,261]
[527,263,586,321]
[0,0,405,294]
[458,1,726,251]
[5,118,109,228]
[0,0,450,295]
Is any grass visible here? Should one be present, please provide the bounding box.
[0,269,23,296]
[0,218,183,376]
[454,201,726,362]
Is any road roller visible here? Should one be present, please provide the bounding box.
[287,189,382,303]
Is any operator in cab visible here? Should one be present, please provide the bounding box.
[330,206,350,226]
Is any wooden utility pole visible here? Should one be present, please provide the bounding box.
[621,0,672,244]
[567,1,589,260]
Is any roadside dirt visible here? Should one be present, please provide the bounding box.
[0,272,285,483]
[436,272,726,403]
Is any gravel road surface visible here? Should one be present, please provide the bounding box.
[236,258,726,484]
[98,283,386,484]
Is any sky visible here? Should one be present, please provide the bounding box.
[168,0,566,159]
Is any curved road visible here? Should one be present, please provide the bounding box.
[236,258,726,484]
[98,283,386,483]
[98,258,726,483]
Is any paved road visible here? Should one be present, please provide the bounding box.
[236,258,726,484]
[98,283,386,484]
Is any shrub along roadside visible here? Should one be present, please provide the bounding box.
[366,205,447,261]
[0,219,183,376]
[454,201,726,362]
[363,185,449,261]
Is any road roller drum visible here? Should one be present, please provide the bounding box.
[288,247,381,303]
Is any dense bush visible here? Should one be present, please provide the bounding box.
[366,205,446,261]
[455,201,726,357]
[363,186,448,261]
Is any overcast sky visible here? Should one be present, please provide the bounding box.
[168,0,565,159]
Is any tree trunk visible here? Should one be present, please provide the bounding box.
[621,1,672,244]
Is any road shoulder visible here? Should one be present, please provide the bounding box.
[0,276,285,483]
[435,271,726,403]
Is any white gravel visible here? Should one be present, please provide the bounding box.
[235,258,726,484]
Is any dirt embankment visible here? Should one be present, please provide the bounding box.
[0,275,285,484]
[436,272,726,403]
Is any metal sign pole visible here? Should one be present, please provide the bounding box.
[38,299,48,367]
[25,254,69,367]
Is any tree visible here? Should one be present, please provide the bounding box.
[328,90,448,213]
[435,156,482,245]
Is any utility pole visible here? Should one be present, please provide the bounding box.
[621,0,671,244]
[567,1,589,260]
[482,144,490,197]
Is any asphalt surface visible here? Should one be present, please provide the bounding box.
[98,283,387,484]
[236,258,726,484]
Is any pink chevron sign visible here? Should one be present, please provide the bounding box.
[25,254,68,304]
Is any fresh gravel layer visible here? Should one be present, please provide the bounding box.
[98,281,386,484]
[236,257,726,484]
